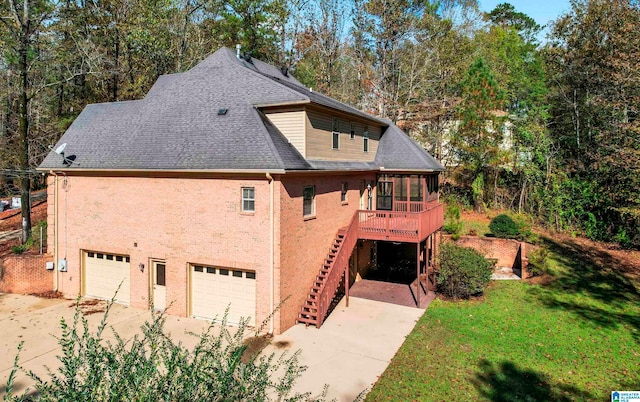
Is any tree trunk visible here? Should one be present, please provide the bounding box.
[18,31,32,243]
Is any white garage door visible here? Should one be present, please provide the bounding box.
[84,251,131,305]
[191,265,256,326]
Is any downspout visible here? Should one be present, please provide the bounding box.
[266,172,275,334]
[49,171,59,292]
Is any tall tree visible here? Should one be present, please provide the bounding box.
[1,0,53,242]
[546,0,640,246]
[453,57,506,210]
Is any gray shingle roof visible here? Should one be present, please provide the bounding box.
[375,124,445,172]
[39,47,443,173]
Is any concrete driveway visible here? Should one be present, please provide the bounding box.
[263,296,425,401]
[0,293,210,397]
[1,293,424,401]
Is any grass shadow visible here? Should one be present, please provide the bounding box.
[530,236,640,341]
[472,359,593,401]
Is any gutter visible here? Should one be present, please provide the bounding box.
[266,172,275,334]
[35,167,287,175]
[49,171,59,292]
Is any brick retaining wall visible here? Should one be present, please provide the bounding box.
[0,254,53,294]
[443,235,531,278]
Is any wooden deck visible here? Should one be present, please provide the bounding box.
[355,203,444,243]
[349,279,436,309]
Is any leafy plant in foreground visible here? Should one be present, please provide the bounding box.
[4,297,328,402]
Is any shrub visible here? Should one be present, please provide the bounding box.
[527,247,549,277]
[437,243,493,299]
[489,214,520,239]
[11,244,28,254]
[444,203,463,240]
[5,298,328,402]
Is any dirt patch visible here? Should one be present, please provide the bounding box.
[241,334,273,363]
[70,299,108,316]
[31,290,64,299]
[541,232,640,281]
[272,340,291,349]
[0,201,47,232]
[526,274,555,286]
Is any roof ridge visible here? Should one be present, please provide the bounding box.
[221,48,310,104]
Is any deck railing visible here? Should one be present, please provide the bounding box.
[357,203,443,242]
[315,211,359,327]
[309,202,443,327]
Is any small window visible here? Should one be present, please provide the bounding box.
[206,267,216,274]
[246,271,256,279]
[332,132,339,149]
[88,252,94,258]
[194,266,204,272]
[233,270,243,278]
[125,257,130,263]
[156,264,166,286]
[116,255,123,262]
[303,186,315,217]
[341,182,348,203]
[219,269,229,276]
[350,122,355,139]
[332,117,339,132]
[97,253,104,259]
[242,187,255,212]
[363,127,369,153]
[106,254,114,261]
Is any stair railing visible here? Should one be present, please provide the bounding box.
[315,211,359,327]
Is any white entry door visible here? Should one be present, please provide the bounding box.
[152,261,167,311]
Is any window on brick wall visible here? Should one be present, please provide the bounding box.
[350,122,355,139]
[303,186,315,217]
[341,182,348,203]
[242,187,255,212]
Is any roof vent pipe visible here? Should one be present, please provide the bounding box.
[236,44,241,59]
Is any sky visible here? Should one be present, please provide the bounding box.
[479,0,573,34]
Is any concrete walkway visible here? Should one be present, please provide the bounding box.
[1,293,426,401]
[263,296,425,401]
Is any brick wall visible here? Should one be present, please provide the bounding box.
[0,254,53,294]
[47,174,273,327]
[278,173,376,331]
[443,235,528,275]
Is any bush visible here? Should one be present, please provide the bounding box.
[5,298,327,402]
[489,214,519,239]
[489,213,533,241]
[527,247,549,277]
[437,243,493,299]
[443,203,463,240]
[11,244,28,254]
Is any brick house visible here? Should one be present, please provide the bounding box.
[38,47,444,333]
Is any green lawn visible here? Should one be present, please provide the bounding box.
[367,236,640,401]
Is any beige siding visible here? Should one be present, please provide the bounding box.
[265,110,306,156]
[305,109,381,161]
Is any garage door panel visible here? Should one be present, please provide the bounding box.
[191,266,256,326]
[84,251,130,305]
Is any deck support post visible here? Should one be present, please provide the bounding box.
[416,242,420,307]
[345,264,349,308]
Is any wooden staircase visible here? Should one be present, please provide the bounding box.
[297,212,359,328]
[296,230,345,326]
